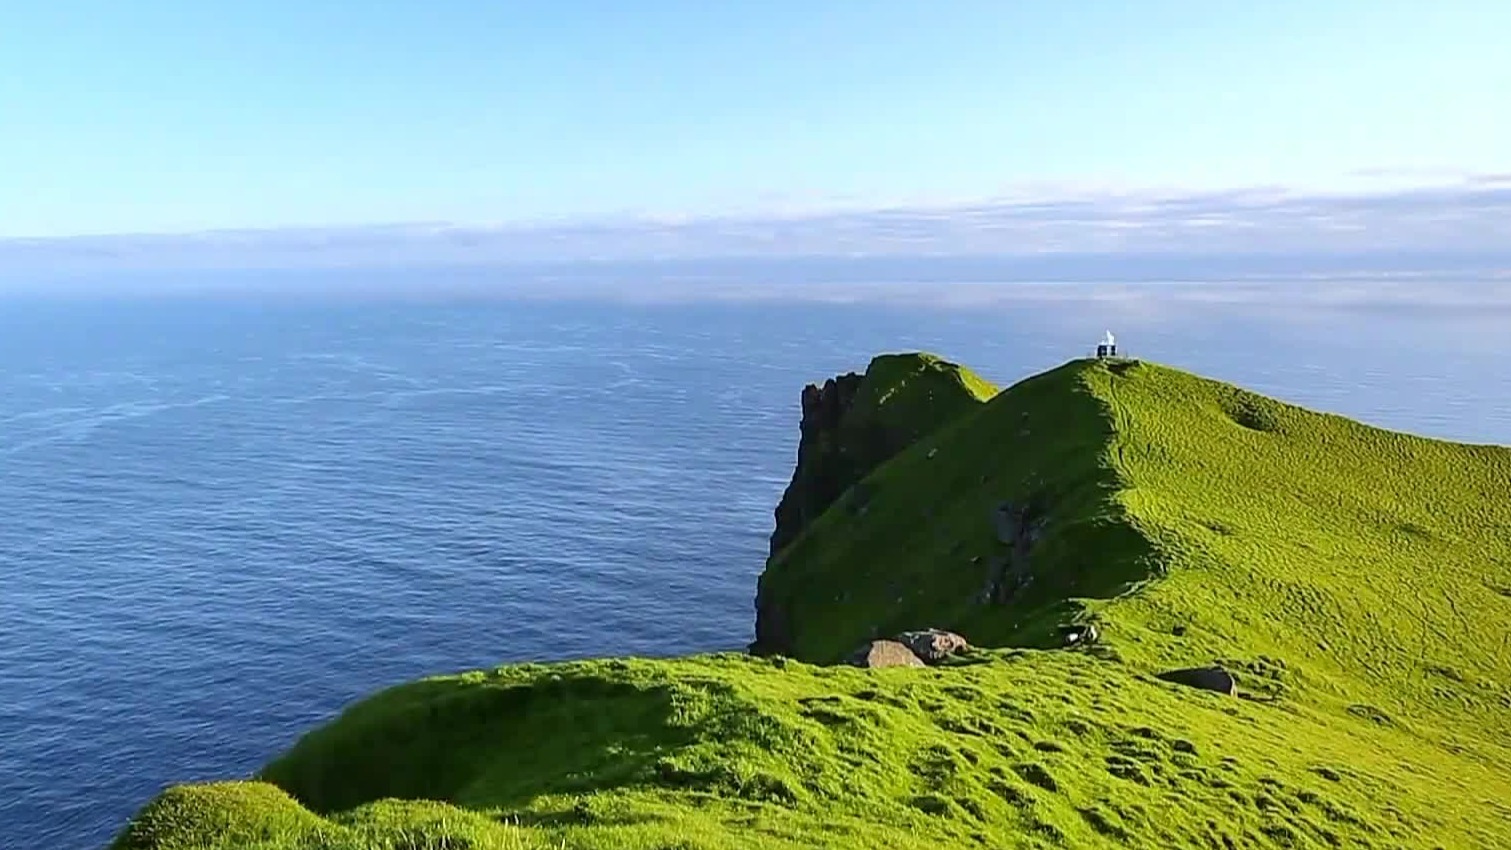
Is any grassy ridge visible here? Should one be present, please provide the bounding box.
[1086,360,1511,746]
[112,356,1511,849]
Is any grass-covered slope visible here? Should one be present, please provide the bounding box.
[763,358,1511,737]
[1089,359,1511,744]
[111,653,1511,850]
[766,353,996,559]
[113,357,1511,849]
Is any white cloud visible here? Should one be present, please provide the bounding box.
[3,175,1510,283]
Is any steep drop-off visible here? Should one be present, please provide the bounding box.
[757,353,996,655]
[112,355,1511,850]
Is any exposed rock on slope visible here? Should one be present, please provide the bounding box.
[846,639,925,668]
[768,370,863,557]
[893,628,970,663]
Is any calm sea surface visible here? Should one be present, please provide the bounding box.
[3,279,1510,848]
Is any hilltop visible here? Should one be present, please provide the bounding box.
[767,352,997,559]
[113,355,1511,849]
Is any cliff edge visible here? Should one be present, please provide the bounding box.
[757,353,996,655]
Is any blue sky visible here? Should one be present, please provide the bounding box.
[3,1,1508,241]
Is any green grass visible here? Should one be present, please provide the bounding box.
[846,352,998,426]
[758,357,1136,661]
[765,353,996,565]
[113,355,1511,849]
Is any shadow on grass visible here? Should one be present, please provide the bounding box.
[260,672,695,815]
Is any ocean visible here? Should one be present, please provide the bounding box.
[3,277,1510,849]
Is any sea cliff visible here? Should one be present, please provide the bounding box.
[113,354,1511,850]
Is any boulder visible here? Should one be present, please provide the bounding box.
[1156,666,1237,696]
[893,629,969,664]
[848,640,926,669]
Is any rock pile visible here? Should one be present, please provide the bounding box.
[894,628,970,663]
[847,629,969,668]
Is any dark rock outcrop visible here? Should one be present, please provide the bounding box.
[753,373,864,657]
[983,500,1048,604]
[894,629,970,664]
[768,372,867,558]
[1156,666,1238,696]
[752,593,794,663]
[848,640,926,668]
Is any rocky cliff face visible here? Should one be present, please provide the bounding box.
[767,372,866,558]
[753,353,996,655]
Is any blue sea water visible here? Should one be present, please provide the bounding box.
[2,278,1510,849]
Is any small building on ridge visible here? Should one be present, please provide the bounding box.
[1095,331,1118,359]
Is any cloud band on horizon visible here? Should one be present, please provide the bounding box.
[3,176,1510,280]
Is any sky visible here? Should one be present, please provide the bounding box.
[1,1,1509,274]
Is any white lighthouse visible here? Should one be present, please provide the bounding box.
[1096,331,1117,359]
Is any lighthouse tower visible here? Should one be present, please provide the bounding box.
[1095,331,1117,359]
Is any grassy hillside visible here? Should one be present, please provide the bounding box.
[113,357,1511,849]
[755,358,1137,662]
[765,353,996,563]
[762,359,1511,739]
